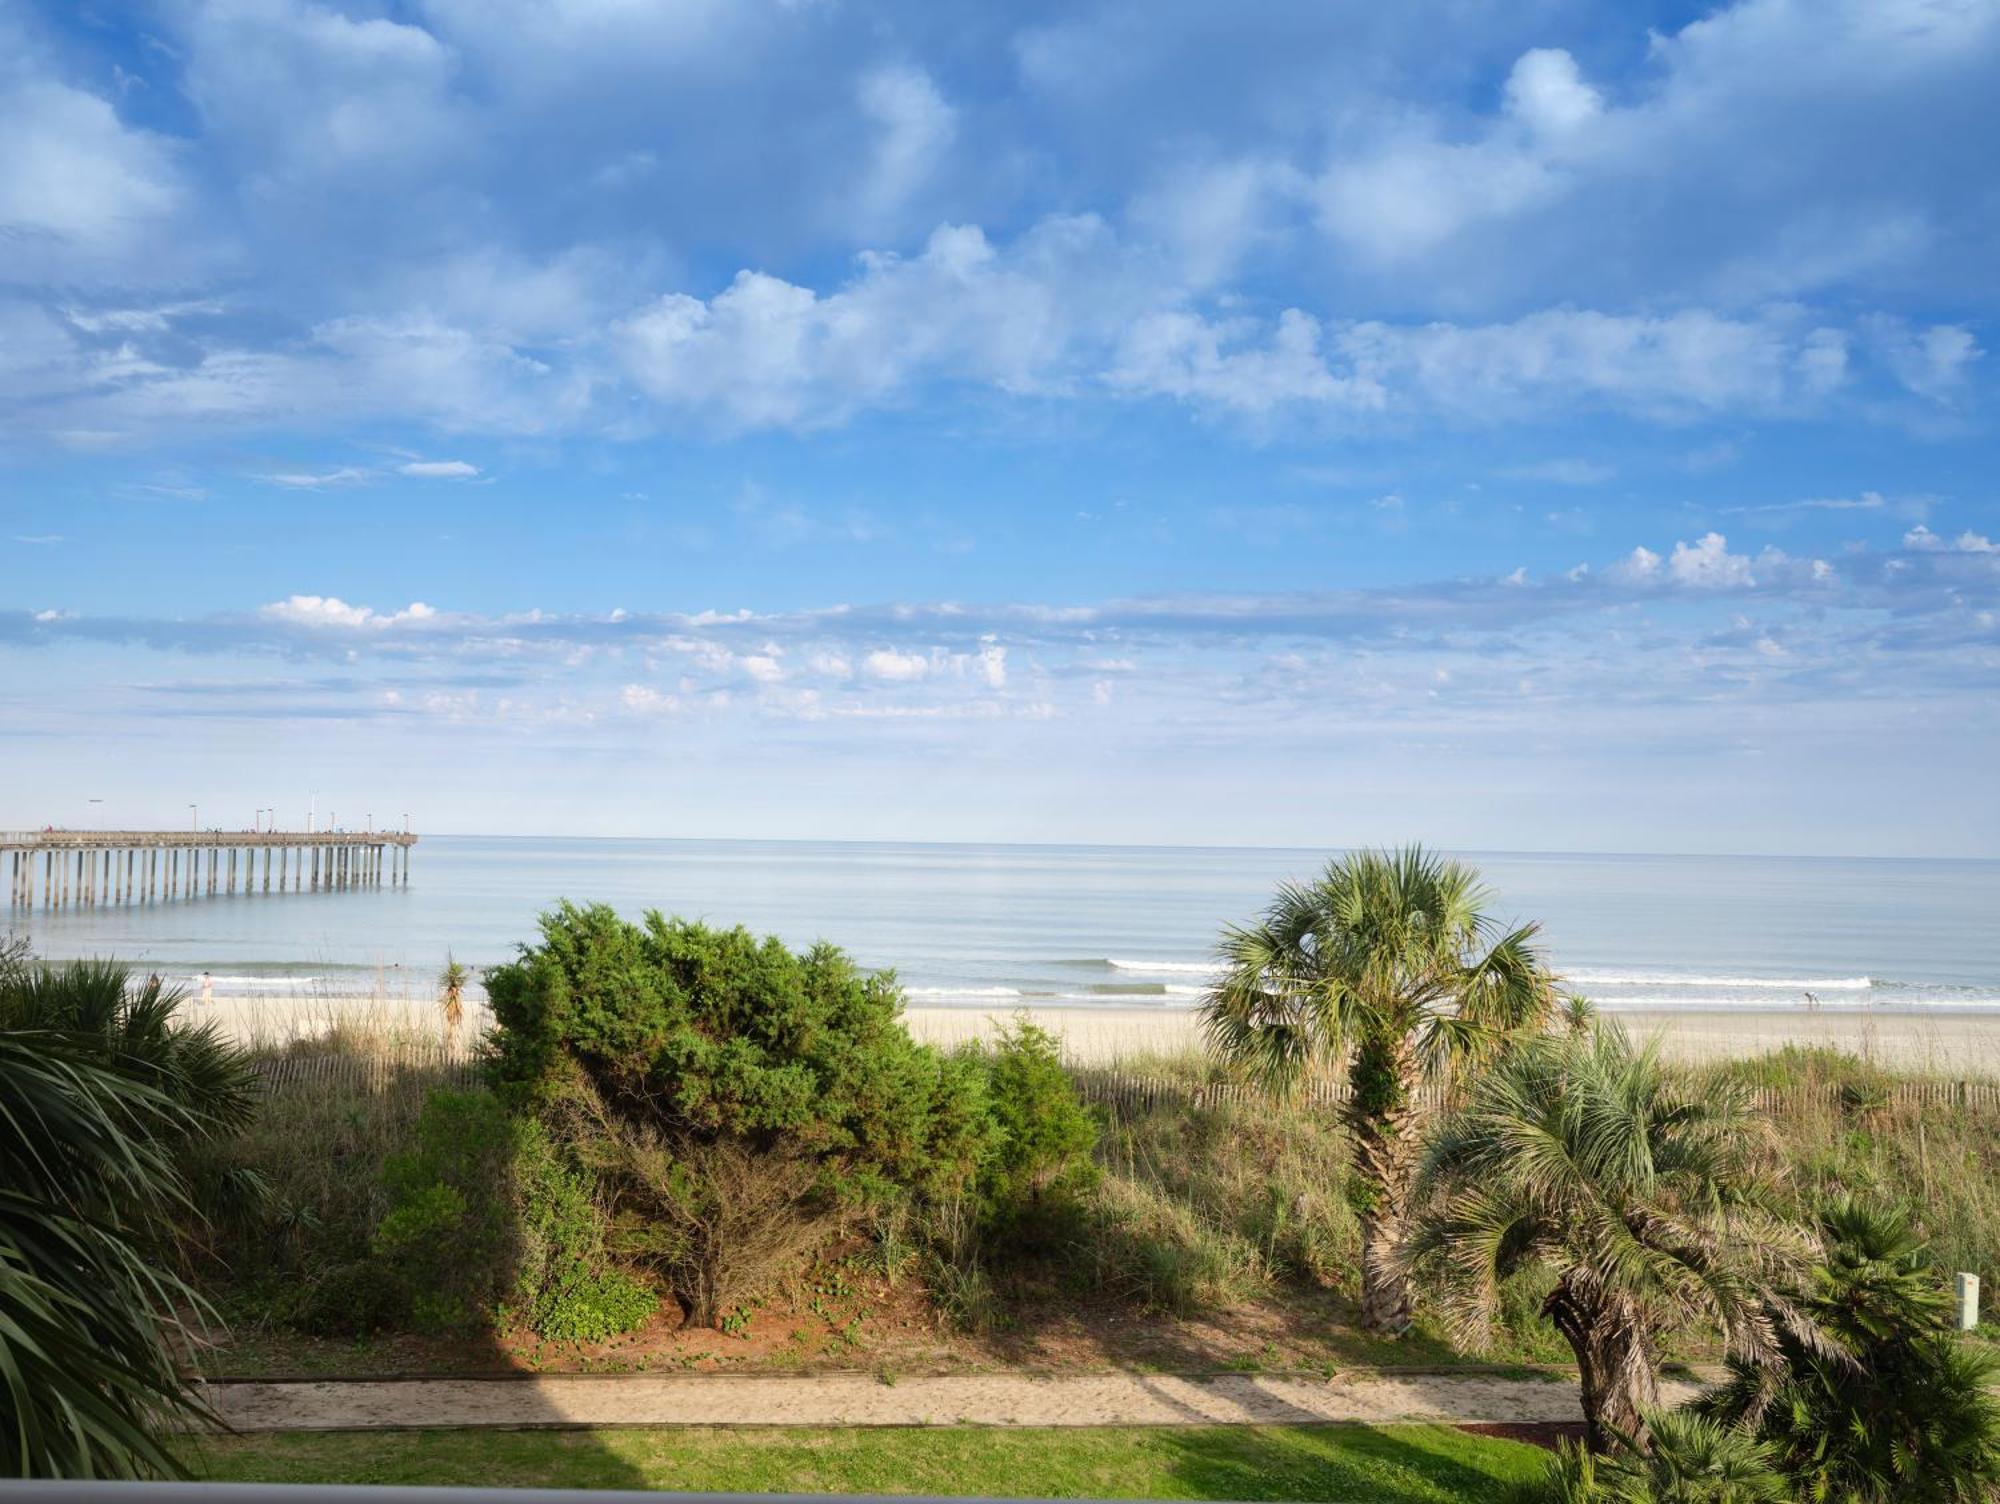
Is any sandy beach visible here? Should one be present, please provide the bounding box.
[905,1005,2000,1073]
[198,992,2000,1075]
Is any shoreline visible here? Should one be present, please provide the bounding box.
[194,994,2000,1074]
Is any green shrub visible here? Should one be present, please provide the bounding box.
[511,1118,656,1342]
[484,905,997,1326]
[975,1019,1100,1238]
[293,1257,411,1337]
[371,1089,518,1331]
[288,1084,654,1343]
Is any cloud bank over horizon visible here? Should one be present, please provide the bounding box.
[2,0,1996,853]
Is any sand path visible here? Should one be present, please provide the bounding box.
[202,1371,1697,1432]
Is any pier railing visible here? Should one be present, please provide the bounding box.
[3,829,416,910]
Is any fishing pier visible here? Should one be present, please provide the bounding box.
[3,829,417,910]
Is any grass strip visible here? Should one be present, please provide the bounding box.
[195,1421,1546,1500]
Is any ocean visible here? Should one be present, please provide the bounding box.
[10,838,2000,1014]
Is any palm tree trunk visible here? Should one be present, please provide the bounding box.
[1544,1274,1660,1452]
[1347,1034,1422,1335]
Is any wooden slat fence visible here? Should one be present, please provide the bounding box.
[1069,1072,2000,1116]
[253,1050,2000,1116]
[252,1046,480,1092]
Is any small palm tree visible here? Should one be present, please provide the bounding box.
[1524,1411,1789,1503]
[0,959,259,1146]
[0,959,260,1477]
[439,954,469,1040]
[1403,1021,1812,1450]
[1202,846,1553,1332]
[1699,1198,2000,1502]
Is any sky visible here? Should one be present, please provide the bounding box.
[1,0,1997,855]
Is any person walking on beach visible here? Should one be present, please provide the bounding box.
[199,970,214,1006]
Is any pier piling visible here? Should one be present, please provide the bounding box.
[1,829,417,911]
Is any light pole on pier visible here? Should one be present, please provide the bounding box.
[87,797,103,830]
[188,803,198,832]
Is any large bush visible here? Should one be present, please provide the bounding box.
[484,904,996,1325]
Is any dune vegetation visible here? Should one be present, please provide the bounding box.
[5,850,1999,1500]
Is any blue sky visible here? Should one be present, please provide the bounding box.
[2,0,1996,854]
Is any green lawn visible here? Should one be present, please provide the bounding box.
[194,1424,1547,1501]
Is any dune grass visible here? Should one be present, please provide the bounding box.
[193,1423,1547,1500]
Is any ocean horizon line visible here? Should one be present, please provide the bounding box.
[335,831,2000,865]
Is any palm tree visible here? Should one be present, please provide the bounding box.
[0,959,259,1149]
[1524,1411,1789,1503]
[439,954,470,1040]
[1202,846,1554,1333]
[0,959,259,1477]
[1403,1022,1813,1450]
[1699,1198,2000,1502]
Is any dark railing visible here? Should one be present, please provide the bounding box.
[1,1488,1163,1504]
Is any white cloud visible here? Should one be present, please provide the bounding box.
[854,65,956,227]
[1313,47,1601,264]
[977,640,1007,689]
[257,467,370,489]
[1868,319,1982,401]
[1110,308,1381,414]
[1301,0,2000,309]
[863,647,930,681]
[1905,524,1997,555]
[1129,156,1300,286]
[620,684,680,715]
[1336,309,1852,418]
[0,77,188,280]
[398,459,480,478]
[1724,490,1892,516]
[180,0,463,181]
[1666,532,1757,588]
[1503,49,1602,139]
[261,595,438,628]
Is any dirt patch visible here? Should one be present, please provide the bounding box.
[196,1260,1509,1382]
[1457,1420,1588,1451]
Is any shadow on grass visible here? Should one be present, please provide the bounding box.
[1154,1423,1544,1503]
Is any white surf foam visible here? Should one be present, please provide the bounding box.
[184,973,324,990]
[1565,970,1872,990]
